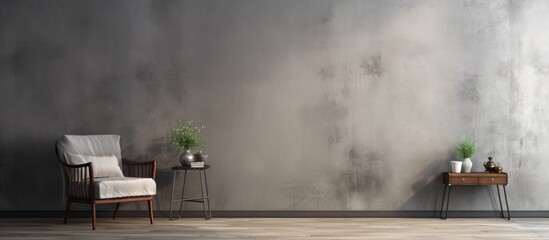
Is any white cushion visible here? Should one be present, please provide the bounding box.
[64,153,124,178]
[57,135,122,168]
[94,177,156,199]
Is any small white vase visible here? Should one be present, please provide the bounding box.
[451,161,463,173]
[462,158,472,173]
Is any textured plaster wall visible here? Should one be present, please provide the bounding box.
[1,0,549,212]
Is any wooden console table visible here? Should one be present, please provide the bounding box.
[440,172,510,220]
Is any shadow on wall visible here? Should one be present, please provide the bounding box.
[124,136,179,189]
[124,136,181,211]
[0,135,65,210]
[40,136,67,209]
[398,156,455,213]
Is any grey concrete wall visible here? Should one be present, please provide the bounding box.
[1,0,548,212]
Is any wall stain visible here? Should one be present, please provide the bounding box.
[518,138,524,168]
[328,125,343,145]
[360,54,384,77]
[8,41,66,114]
[318,12,333,25]
[283,179,334,210]
[459,73,481,102]
[321,94,348,145]
[394,1,416,11]
[92,77,122,111]
[341,83,350,99]
[497,61,514,79]
[318,66,335,81]
[11,41,66,78]
[530,54,549,76]
[332,145,385,207]
[285,184,309,209]
[135,64,155,82]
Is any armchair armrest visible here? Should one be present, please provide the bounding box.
[61,162,95,200]
[122,159,157,180]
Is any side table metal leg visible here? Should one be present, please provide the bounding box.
[169,170,177,220]
[204,169,212,219]
[178,170,188,218]
[199,169,208,220]
[444,185,452,220]
[503,185,511,220]
[440,184,447,219]
[496,185,504,218]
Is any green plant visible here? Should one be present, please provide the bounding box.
[172,120,205,151]
[456,140,477,158]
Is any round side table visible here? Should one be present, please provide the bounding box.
[169,165,212,220]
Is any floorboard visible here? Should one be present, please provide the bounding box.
[1,218,549,239]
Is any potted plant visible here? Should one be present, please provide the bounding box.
[456,139,478,173]
[172,120,205,165]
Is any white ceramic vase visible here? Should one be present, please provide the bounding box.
[462,158,472,173]
[451,161,463,173]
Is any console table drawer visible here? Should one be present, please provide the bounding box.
[448,177,478,185]
[479,177,506,185]
[443,172,508,186]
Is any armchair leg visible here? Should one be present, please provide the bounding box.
[63,200,71,224]
[113,203,121,219]
[148,199,154,224]
[91,203,96,230]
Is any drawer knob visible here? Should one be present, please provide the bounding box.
[461,178,465,182]
[491,178,495,181]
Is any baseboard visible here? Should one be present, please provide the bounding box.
[1,211,548,218]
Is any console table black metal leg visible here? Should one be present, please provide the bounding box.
[177,170,188,218]
[444,185,452,220]
[440,184,447,219]
[169,170,177,220]
[203,169,212,219]
[503,185,511,220]
[199,169,208,220]
[496,185,505,218]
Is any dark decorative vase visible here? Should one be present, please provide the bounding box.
[180,150,194,165]
[194,150,208,162]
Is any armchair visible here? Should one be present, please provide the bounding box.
[55,135,157,230]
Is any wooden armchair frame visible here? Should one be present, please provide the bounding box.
[55,143,157,230]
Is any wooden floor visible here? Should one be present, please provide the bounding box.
[2,218,549,239]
